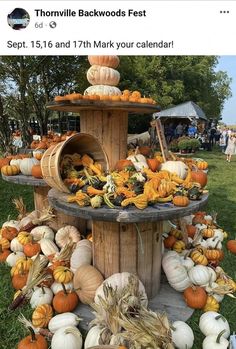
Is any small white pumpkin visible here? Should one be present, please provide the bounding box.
[2,220,20,231]
[180,255,194,271]
[84,325,102,349]
[51,326,82,349]
[202,332,229,349]
[40,238,59,257]
[48,313,81,333]
[20,158,40,176]
[205,237,222,249]
[51,282,73,295]
[188,265,211,286]
[30,287,53,308]
[199,311,230,338]
[171,321,194,349]
[207,267,217,283]
[84,85,121,96]
[55,225,81,248]
[30,225,54,241]
[127,154,148,171]
[6,251,25,267]
[10,237,24,252]
[160,161,188,179]
[213,229,224,242]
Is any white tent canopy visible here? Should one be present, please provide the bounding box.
[153,101,207,121]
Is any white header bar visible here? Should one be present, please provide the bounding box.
[0,1,235,55]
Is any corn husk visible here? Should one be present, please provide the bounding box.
[12,197,28,220]
[52,241,75,262]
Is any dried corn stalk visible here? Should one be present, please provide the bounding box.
[12,197,28,220]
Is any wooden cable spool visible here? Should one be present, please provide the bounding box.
[41,133,109,193]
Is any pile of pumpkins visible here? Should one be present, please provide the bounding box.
[162,211,236,314]
[54,55,156,104]
[0,152,43,179]
[30,131,78,150]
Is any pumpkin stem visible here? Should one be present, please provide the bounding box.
[41,286,45,294]
[29,327,37,342]
[216,330,226,344]
[61,283,67,295]
[170,325,176,331]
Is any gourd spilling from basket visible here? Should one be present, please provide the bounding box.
[62,151,207,210]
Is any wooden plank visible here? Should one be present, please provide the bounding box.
[155,119,170,161]
[119,223,137,274]
[103,222,120,277]
[137,222,153,297]
[151,221,162,297]
[2,174,48,187]
[33,186,50,211]
[92,221,105,277]
[178,218,189,246]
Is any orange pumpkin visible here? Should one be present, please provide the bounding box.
[163,235,177,249]
[0,158,10,169]
[52,284,78,313]
[191,170,207,188]
[31,165,43,179]
[18,328,48,349]
[173,195,190,207]
[196,160,208,170]
[23,241,41,257]
[138,146,151,156]
[147,158,160,172]
[1,226,18,241]
[186,224,197,238]
[114,159,133,171]
[0,247,11,262]
[12,271,28,290]
[183,286,207,309]
[226,240,236,254]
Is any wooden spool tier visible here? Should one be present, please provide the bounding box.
[48,188,208,298]
[1,174,86,233]
[47,100,160,169]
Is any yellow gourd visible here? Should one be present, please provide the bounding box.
[121,194,148,210]
[173,240,185,253]
[203,295,220,312]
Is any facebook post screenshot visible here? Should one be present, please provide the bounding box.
[0,1,236,349]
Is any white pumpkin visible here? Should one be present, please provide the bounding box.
[6,251,25,267]
[55,225,81,248]
[2,220,20,231]
[162,252,191,292]
[19,210,39,230]
[188,265,211,286]
[51,282,74,295]
[70,242,92,273]
[95,272,148,307]
[48,313,81,333]
[51,326,82,349]
[195,223,207,230]
[160,161,188,179]
[202,333,229,349]
[10,158,22,168]
[213,229,224,242]
[40,238,59,256]
[180,255,194,271]
[127,153,148,171]
[207,267,217,283]
[171,321,194,349]
[30,287,53,308]
[205,237,222,249]
[84,325,102,349]
[30,225,54,241]
[84,85,121,96]
[199,311,230,338]
[87,65,120,86]
[10,237,24,252]
[31,253,48,264]
[20,158,40,176]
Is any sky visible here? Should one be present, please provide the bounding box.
[216,56,236,125]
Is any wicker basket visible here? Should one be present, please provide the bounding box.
[41,133,108,193]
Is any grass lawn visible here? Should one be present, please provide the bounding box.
[0,147,236,348]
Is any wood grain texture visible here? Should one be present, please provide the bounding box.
[2,174,48,187]
[48,210,86,233]
[33,186,50,211]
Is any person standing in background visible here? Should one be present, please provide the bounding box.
[175,122,184,138]
[225,134,236,162]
